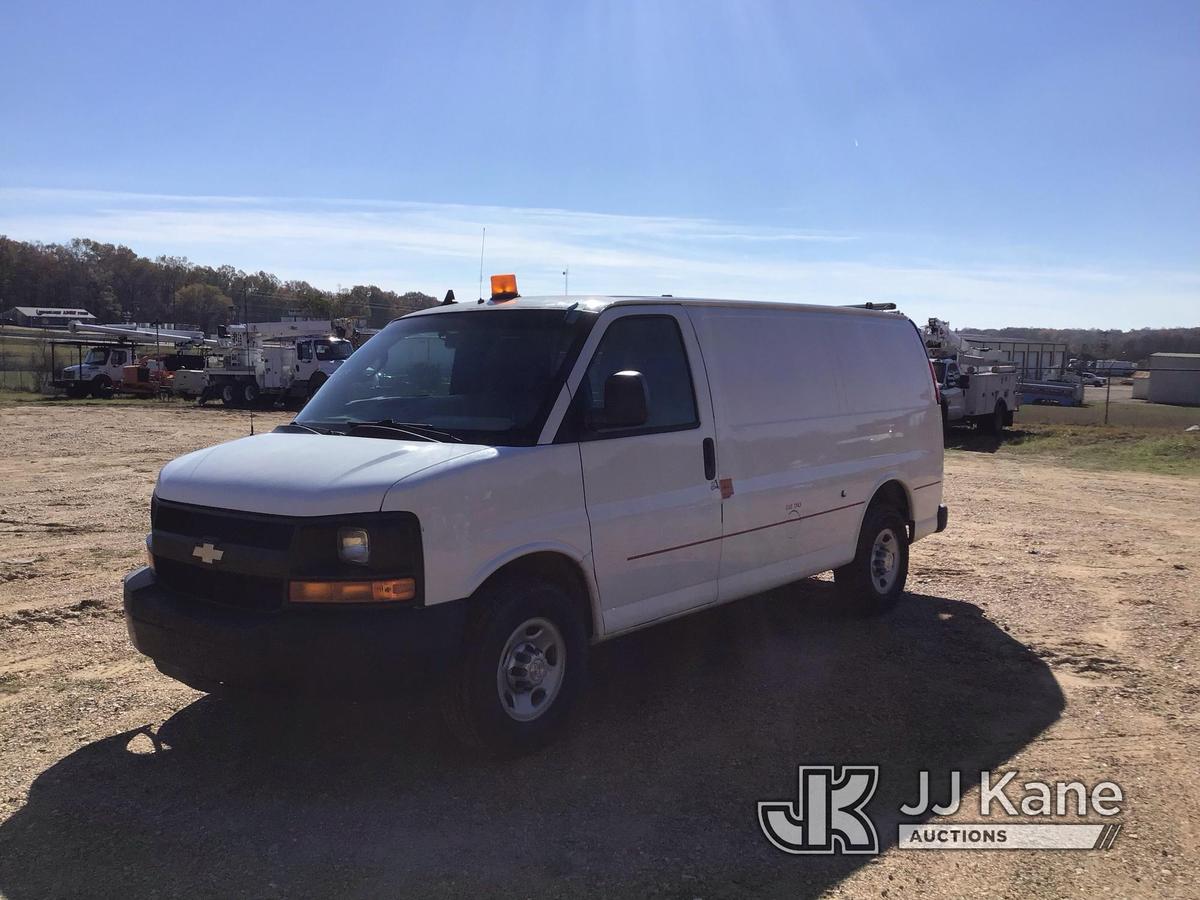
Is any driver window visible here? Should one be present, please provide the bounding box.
[297,342,312,361]
[574,315,698,438]
[111,350,126,366]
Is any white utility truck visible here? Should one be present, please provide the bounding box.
[124,280,948,753]
[53,321,212,398]
[52,342,135,398]
[202,319,354,407]
[923,318,1019,433]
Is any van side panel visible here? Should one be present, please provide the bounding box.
[687,307,864,601]
[835,316,943,541]
[689,307,942,604]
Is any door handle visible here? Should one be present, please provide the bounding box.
[702,437,717,481]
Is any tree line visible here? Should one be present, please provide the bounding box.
[960,325,1200,364]
[0,236,437,332]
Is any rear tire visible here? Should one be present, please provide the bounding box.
[834,504,909,615]
[220,382,245,408]
[980,401,1005,435]
[442,575,588,755]
[242,381,260,406]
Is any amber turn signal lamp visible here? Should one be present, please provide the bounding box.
[289,578,416,604]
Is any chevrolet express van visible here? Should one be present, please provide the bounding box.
[125,291,947,751]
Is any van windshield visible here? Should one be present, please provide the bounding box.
[297,309,596,446]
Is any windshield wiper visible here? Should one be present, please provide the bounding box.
[275,422,332,435]
[344,420,464,443]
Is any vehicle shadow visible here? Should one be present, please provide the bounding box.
[0,582,1063,899]
[944,427,1031,453]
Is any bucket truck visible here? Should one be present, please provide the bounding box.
[922,318,1020,434]
[201,319,353,407]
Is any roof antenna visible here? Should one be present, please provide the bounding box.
[477,226,486,303]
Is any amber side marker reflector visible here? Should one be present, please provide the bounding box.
[289,578,416,604]
[490,273,519,300]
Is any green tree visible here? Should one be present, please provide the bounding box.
[173,283,233,332]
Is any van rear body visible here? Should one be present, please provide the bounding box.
[124,295,946,750]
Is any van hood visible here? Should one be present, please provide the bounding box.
[155,432,489,516]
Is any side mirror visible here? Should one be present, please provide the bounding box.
[590,370,649,430]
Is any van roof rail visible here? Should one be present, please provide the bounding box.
[843,302,898,311]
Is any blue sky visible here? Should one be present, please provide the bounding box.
[1,1,1197,328]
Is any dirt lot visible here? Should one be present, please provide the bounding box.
[0,401,1197,898]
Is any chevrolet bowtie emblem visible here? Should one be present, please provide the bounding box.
[192,542,224,565]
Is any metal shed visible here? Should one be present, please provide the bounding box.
[1147,353,1200,406]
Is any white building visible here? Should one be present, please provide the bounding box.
[1,306,98,329]
[1147,353,1200,406]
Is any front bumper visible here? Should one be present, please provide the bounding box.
[123,566,467,694]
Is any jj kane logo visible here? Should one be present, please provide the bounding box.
[760,767,1125,855]
[758,766,880,855]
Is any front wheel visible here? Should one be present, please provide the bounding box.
[442,576,588,754]
[90,376,114,399]
[834,504,909,615]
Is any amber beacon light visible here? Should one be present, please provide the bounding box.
[490,273,519,301]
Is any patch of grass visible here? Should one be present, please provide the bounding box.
[999,424,1200,477]
[0,390,158,407]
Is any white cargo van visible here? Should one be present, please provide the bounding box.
[125,291,947,751]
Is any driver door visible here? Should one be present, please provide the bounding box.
[562,309,722,634]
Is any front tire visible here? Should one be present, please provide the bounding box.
[442,576,588,754]
[90,376,114,399]
[834,504,909,615]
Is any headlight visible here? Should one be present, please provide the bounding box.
[337,527,370,565]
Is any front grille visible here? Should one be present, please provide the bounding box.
[149,498,424,608]
[156,557,285,612]
[153,500,294,551]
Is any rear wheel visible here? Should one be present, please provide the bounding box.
[980,401,1005,435]
[442,575,588,755]
[220,382,245,408]
[242,381,260,406]
[834,504,909,615]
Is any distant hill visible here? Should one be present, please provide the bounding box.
[959,326,1200,363]
[0,236,437,331]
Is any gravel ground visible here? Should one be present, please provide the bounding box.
[0,401,1196,898]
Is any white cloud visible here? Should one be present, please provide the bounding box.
[0,187,1195,328]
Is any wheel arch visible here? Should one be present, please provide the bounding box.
[854,477,914,542]
[469,548,601,641]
